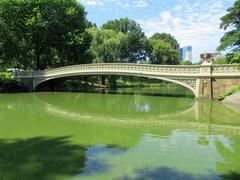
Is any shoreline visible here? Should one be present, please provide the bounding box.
[222,92,240,105]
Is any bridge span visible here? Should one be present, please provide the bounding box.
[16,63,240,99]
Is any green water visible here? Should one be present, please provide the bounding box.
[0,89,240,179]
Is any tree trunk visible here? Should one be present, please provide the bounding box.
[101,76,106,86]
[109,76,117,89]
[36,44,41,70]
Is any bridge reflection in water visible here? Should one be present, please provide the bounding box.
[42,94,240,135]
[0,92,240,179]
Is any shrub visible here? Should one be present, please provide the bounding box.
[0,72,12,80]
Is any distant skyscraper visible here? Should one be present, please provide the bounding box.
[179,46,192,62]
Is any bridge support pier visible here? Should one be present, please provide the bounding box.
[20,78,34,92]
[196,78,240,99]
[20,77,46,92]
[196,79,213,99]
[211,78,240,99]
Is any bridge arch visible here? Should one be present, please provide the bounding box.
[34,72,196,97]
[17,63,240,99]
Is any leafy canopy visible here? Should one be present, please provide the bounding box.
[0,0,91,70]
[147,33,180,65]
[150,33,180,49]
[218,0,240,52]
[88,27,127,63]
[102,18,146,63]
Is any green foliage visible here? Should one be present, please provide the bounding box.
[0,0,91,70]
[230,51,240,64]
[102,18,146,63]
[221,51,240,64]
[218,0,240,52]
[218,86,240,101]
[116,77,166,88]
[180,61,192,65]
[88,27,127,63]
[214,57,228,64]
[0,72,11,80]
[150,33,179,49]
[147,37,180,65]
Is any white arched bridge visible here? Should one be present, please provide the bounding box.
[16,63,240,99]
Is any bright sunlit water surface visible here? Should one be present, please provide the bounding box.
[0,88,240,179]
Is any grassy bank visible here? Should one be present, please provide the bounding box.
[116,79,171,88]
[218,86,240,101]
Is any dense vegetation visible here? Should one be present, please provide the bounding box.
[0,0,91,70]
[0,71,26,92]
[147,33,180,65]
[0,0,239,70]
[217,0,240,64]
[102,18,147,63]
[216,0,240,101]
[0,0,182,71]
[0,0,239,93]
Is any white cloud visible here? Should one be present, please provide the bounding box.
[133,0,149,8]
[138,0,232,62]
[79,0,104,6]
[78,0,149,9]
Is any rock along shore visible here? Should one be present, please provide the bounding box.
[223,92,240,105]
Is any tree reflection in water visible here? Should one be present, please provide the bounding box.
[1,93,240,179]
[215,136,240,179]
[0,136,86,180]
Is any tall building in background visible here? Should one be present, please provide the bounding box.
[179,46,192,62]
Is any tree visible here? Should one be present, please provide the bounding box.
[102,18,146,63]
[214,56,228,64]
[147,33,180,65]
[218,0,240,52]
[150,33,180,49]
[88,27,127,63]
[88,27,127,86]
[227,51,240,64]
[180,60,192,65]
[0,0,91,70]
[147,39,179,65]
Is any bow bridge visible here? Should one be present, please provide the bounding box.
[16,63,240,99]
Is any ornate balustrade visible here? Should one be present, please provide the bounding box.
[212,64,240,76]
[17,63,240,79]
[15,63,240,98]
[39,64,201,78]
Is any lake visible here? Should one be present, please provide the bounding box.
[0,88,240,179]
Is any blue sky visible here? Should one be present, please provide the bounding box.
[78,0,235,62]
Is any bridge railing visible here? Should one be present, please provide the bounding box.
[212,64,240,76]
[16,63,240,78]
[36,63,202,77]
